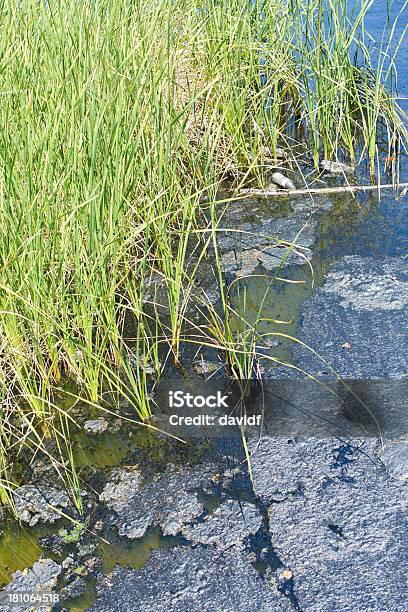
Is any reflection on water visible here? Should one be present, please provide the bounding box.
[72,431,130,468]
[0,522,56,587]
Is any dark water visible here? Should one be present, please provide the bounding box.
[365,0,408,113]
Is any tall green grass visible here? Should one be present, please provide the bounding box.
[0,0,406,504]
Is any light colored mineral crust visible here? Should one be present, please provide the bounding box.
[181,499,262,550]
[322,260,408,311]
[1,559,61,612]
[99,465,207,539]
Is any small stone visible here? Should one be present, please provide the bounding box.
[84,557,100,572]
[319,159,354,174]
[77,543,96,557]
[191,358,220,376]
[281,569,293,580]
[84,418,109,435]
[263,146,286,160]
[62,556,75,569]
[270,172,295,190]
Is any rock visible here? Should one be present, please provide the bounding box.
[84,418,109,435]
[61,556,75,570]
[14,484,72,526]
[108,418,122,433]
[263,146,286,160]
[319,159,354,174]
[181,499,262,550]
[191,358,221,376]
[61,576,87,600]
[129,352,157,375]
[84,557,100,572]
[196,285,221,306]
[221,246,310,276]
[260,216,316,248]
[99,466,142,511]
[0,559,61,612]
[291,195,334,213]
[220,215,315,277]
[77,542,96,557]
[99,464,211,539]
[38,533,65,556]
[90,546,290,612]
[258,436,408,611]
[270,172,295,190]
[221,248,260,276]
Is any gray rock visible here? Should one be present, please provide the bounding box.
[290,195,334,213]
[0,559,61,611]
[247,379,408,441]
[181,499,262,550]
[191,358,221,376]
[128,352,158,375]
[218,212,316,276]
[258,246,312,271]
[99,464,211,539]
[14,485,71,526]
[61,576,87,600]
[250,436,349,502]
[91,545,290,612]
[84,418,109,435]
[260,216,316,248]
[221,248,260,276]
[270,172,295,190]
[319,159,354,174]
[263,145,286,160]
[219,212,315,251]
[222,242,312,276]
[247,431,408,611]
